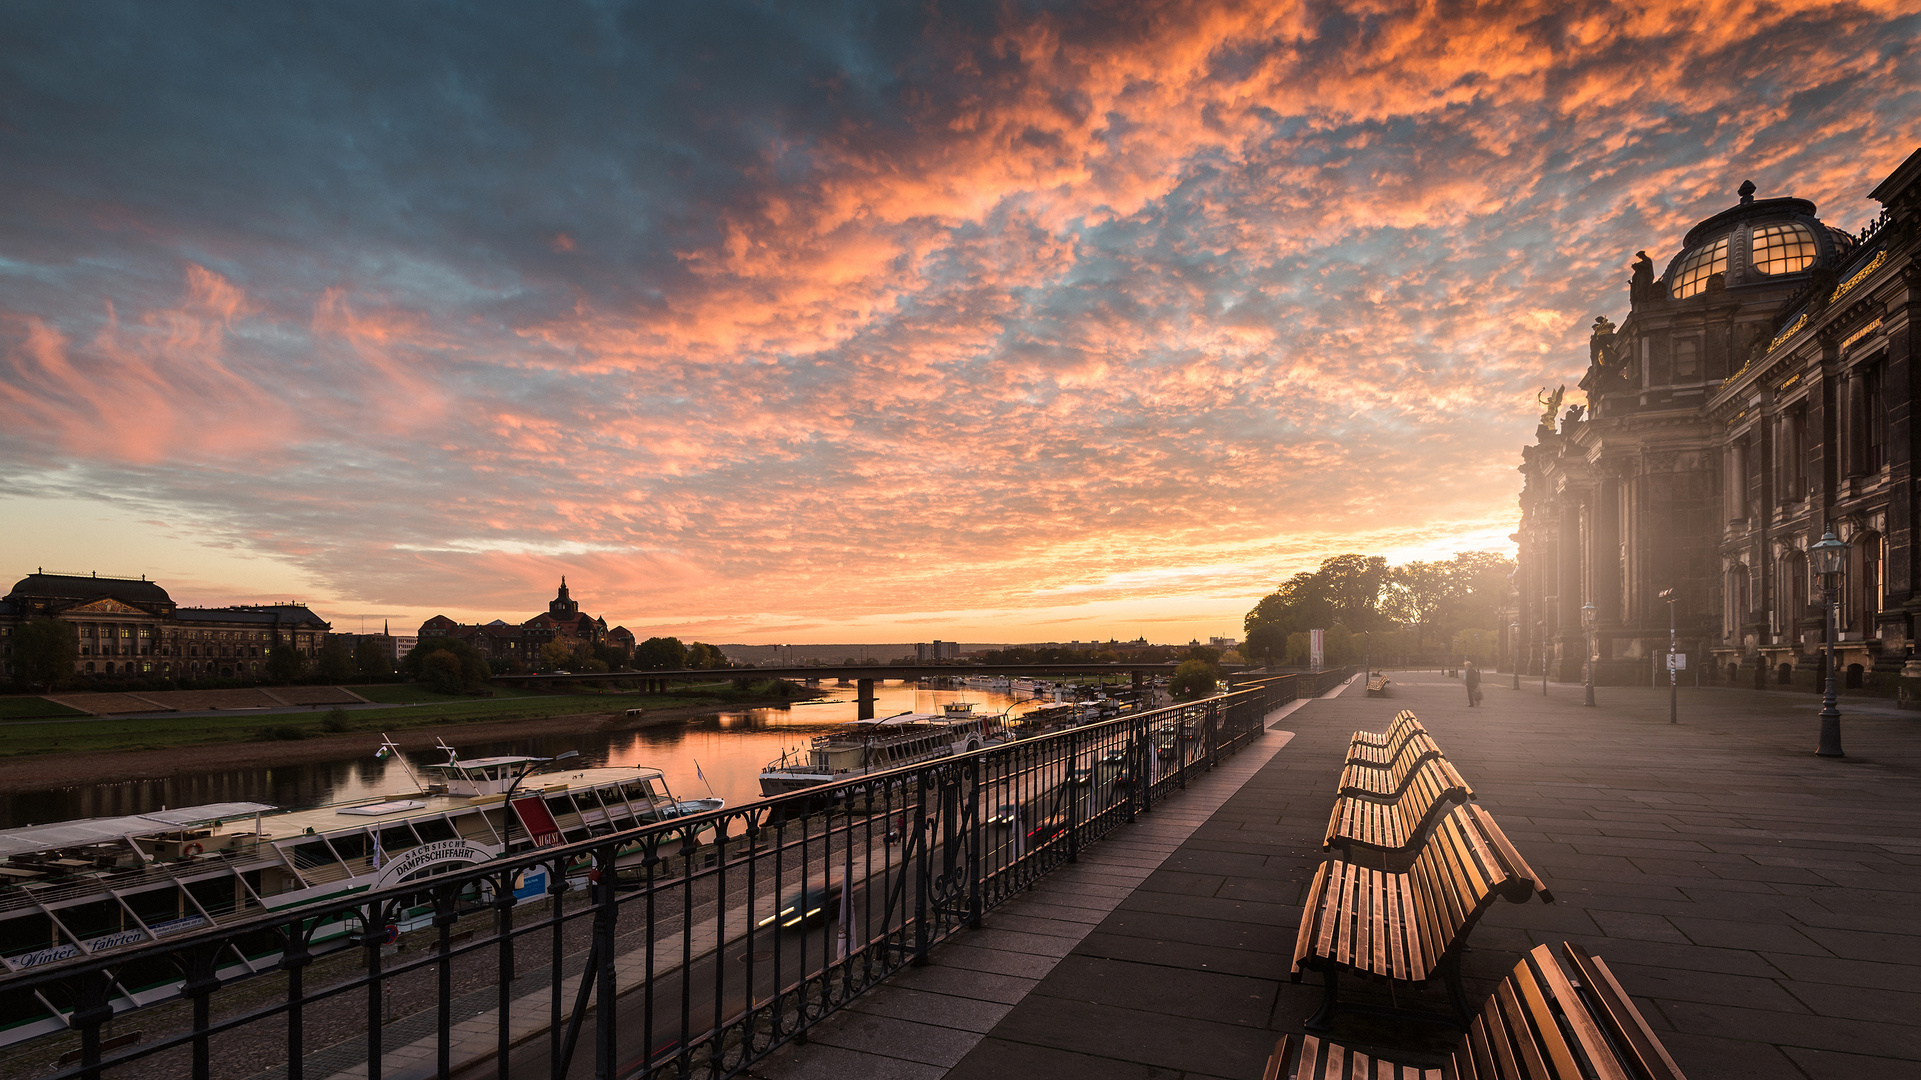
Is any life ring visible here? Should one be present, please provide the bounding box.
[183,842,204,857]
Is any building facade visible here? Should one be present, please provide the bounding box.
[1513,149,1920,694]
[0,571,329,683]
[417,578,633,670]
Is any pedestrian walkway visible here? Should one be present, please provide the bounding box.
[753,670,1921,1080]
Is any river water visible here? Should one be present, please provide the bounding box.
[0,682,1048,830]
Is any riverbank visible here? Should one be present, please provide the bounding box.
[0,690,823,794]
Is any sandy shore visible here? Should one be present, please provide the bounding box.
[0,700,753,794]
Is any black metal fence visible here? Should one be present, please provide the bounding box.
[7,672,1348,1080]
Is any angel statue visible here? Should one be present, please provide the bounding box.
[1537,385,1565,428]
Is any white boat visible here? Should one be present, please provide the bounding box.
[758,703,1007,796]
[0,739,716,1047]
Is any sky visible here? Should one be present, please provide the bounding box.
[2,1,1918,646]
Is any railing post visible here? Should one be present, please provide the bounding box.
[71,971,112,1080]
[1135,710,1150,815]
[283,919,312,1080]
[1066,727,1082,863]
[495,866,518,1080]
[435,883,459,1080]
[359,902,385,1080]
[913,771,932,964]
[1205,702,1219,771]
[595,847,619,1080]
[966,755,983,929]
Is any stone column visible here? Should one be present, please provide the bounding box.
[857,678,876,721]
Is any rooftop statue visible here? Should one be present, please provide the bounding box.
[1537,385,1564,428]
[1629,251,1659,303]
[1588,315,1617,368]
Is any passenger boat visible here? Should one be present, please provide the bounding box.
[757,703,1008,796]
[0,739,716,1047]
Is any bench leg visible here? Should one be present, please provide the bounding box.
[1304,967,1339,1032]
[1442,956,1472,1030]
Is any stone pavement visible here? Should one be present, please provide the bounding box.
[754,670,1921,1080]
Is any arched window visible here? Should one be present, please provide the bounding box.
[1751,223,1818,276]
[1672,236,1730,298]
[1777,552,1808,634]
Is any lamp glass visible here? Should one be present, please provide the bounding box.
[1810,529,1848,578]
[1581,602,1597,627]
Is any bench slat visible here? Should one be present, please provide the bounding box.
[1564,944,1689,1080]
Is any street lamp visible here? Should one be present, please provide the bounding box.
[1658,589,1678,723]
[500,750,582,852]
[1538,620,1548,696]
[1510,621,1520,690]
[1581,602,1597,707]
[1810,527,1850,758]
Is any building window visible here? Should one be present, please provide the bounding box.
[1865,362,1888,473]
[1778,408,1807,504]
[1671,235,1729,299]
[1751,223,1818,276]
[1672,338,1700,381]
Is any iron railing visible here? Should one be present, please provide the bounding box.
[1,672,1346,1080]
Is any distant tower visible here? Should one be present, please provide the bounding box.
[550,576,579,618]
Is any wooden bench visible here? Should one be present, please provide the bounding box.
[1336,732,1445,798]
[1291,803,1552,1030]
[1365,675,1391,697]
[1345,716,1430,766]
[1348,709,1422,751]
[1263,941,1688,1079]
[1323,755,1474,861]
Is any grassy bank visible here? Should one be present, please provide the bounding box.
[0,679,809,758]
[0,697,88,721]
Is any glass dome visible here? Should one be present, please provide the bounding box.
[1670,235,1729,299]
[1751,222,1818,276]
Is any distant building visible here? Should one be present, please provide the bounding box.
[1208,637,1239,651]
[417,577,626,670]
[915,640,961,661]
[0,570,328,682]
[1514,148,1921,691]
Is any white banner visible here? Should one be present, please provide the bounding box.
[1310,629,1325,673]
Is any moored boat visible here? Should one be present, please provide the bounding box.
[757,703,1008,797]
[0,739,716,1047]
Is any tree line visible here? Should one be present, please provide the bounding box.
[1243,551,1515,668]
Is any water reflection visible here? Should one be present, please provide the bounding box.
[0,682,1047,829]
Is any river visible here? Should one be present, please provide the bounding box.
[0,681,1052,830]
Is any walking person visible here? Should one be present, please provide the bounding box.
[1464,658,1482,706]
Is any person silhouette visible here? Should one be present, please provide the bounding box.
[1465,659,1482,707]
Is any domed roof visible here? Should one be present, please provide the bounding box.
[1661,181,1854,299]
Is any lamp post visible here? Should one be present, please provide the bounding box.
[1538,620,1548,696]
[1658,589,1678,723]
[1582,602,1597,707]
[1810,527,1849,758]
[1510,621,1520,690]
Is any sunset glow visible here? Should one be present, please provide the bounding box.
[3,2,1917,642]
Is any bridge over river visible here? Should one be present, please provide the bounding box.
[494,663,1253,719]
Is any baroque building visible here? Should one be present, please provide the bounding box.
[1514,148,1920,693]
[0,571,330,683]
[416,578,634,670]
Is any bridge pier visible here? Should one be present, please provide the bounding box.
[857,678,876,721]
[1132,671,1143,701]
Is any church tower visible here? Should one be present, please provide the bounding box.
[549,576,579,618]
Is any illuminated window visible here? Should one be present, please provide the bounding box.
[1751,222,1817,276]
[1671,236,1728,298]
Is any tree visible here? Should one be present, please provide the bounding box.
[685,642,728,669]
[406,637,492,691]
[591,641,630,670]
[634,636,687,670]
[353,639,393,680]
[266,640,309,684]
[316,638,355,684]
[1169,659,1220,702]
[538,640,573,670]
[13,617,76,689]
[1389,561,1454,652]
[422,649,465,694]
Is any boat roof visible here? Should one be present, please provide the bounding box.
[858,712,955,727]
[0,802,275,858]
[426,755,545,770]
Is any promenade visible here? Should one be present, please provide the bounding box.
[749,671,1921,1080]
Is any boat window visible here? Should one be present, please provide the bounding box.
[545,794,579,818]
[413,818,459,843]
[0,912,55,956]
[329,832,368,861]
[290,841,340,870]
[186,877,243,919]
[55,899,126,939]
[122,887,183,927]
[378,825,421,852]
